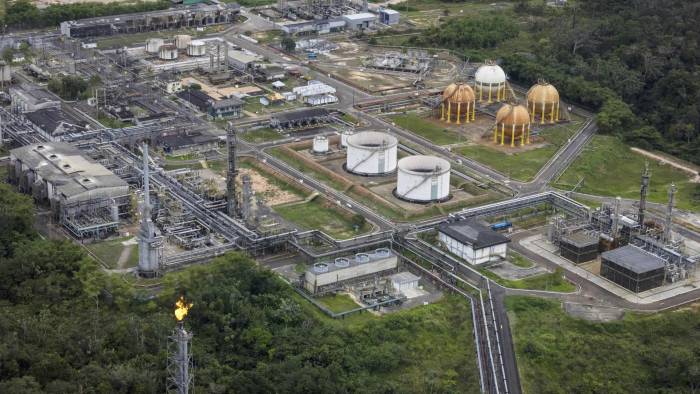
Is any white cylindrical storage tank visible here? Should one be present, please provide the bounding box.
[159,44,179,60]
[396,155,451,202]
[312,135,329,154]
[346,131,398,176]
[474,62,507,102]
[175,34,192,50]
[146,38,165,54]
[340,129,354,148]
[187,40,207,57]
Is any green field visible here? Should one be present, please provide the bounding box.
[553,135,700,212]
[269,147,348,190]
[507,296,700,393]
[391,113,463,145]
[509,251,534,268]
[317,293,361,313]
[84,236,138,269]
[274,196,371,239]
[239,127,284,143]
[457,119,584,181]
[480,267,575,292]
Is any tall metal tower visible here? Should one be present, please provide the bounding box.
[226,123,239,218]
[138,142,161,277]
[638,162,650,228]
[240,174,254,226]
[663,183,676,244]
[168,297,194,394]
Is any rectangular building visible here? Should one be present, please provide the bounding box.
[438,220,510,265]
[304,248,398,294]
[560,231,599,264]
[342,13,376,30]
[177,89,242,119]
[379,8,400,25]
[25,107,88,142]
[60,3,240,38]
[600,245,666,293]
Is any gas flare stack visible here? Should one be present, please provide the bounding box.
[168,296,194,394]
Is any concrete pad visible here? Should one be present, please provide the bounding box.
[564,302,625,322]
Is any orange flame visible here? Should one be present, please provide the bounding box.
[174,296,193,321]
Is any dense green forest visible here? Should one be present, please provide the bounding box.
[2,0,171,29]
[0,182,479,393]
[410,0,700,165]
[507,296,700,393]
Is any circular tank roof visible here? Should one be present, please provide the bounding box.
[475,62,506,85]
[398,155,451,175]
[527,81,560,105]
[442,83,475,104]
[346,131,398,150]
[495,104,530,127]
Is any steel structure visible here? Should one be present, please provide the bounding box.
[226,123,239,218]
[167,322,194,394]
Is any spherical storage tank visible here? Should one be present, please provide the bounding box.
[146,38,165,54]
[475,61,507,102]
[158,44,179,60]
[494,104,531,147]
[396,155,451,203]
[187,40,207,57]
[175,34,192,50]
[312,135,329,154]
[441,83,476,123]
[346,131,398,176]
[527,81,560,124]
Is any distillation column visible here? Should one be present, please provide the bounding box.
[138,142,161,277]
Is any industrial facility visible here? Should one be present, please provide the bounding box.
[1,5,699,393]
[59,3,241,38]
[8,143,130,238]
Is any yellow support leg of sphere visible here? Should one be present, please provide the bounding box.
[555,102,560,122]
[500,124,505,146]
[456,103,461,125]
[526,124,531,144]
[510,126,515,147]
[530,102,536,122]
[446,102,451,123]
[471,102,476,121]
[521,125,526,146]
[550,103,555,124]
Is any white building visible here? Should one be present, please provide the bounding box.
[304,248,397,294]
[343,13,376,30]
[438,221,510,265]
[390,272,420,293]
[379,8,400,25]
[293,81,338,106]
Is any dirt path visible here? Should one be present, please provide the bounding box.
[117,245,134,269]
[631,147,700,182]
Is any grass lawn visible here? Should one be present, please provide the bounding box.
[239,127,284,143]
[507,296,700,393]
[97,113,129,129]
[553,135,700,212]
[391,113,462,146]
[269,147,348,190]
[84,236,138,269]
[481,268,575,292]
[316,293,361,313]
[457,119,583,181]
[274,197,371,239]
[509,251,534,268]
